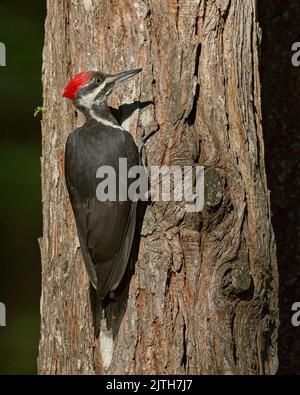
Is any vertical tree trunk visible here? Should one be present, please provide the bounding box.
[38,0,278,375]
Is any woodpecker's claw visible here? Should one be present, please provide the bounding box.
[138,127,158,170]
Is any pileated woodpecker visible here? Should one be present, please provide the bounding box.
[63,68,142,321]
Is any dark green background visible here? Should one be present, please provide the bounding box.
[0,0,299,375]
[0,2,45,374]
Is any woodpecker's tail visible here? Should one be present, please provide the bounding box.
[89,285,102,337]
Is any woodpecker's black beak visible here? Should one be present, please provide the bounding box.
[93,69,142,103]
[109,68,142,85]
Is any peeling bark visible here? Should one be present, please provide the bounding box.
[39,0,278,375]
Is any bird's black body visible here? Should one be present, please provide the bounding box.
[65,119,139,300]
[63,67,144,336]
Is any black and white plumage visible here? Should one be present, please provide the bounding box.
[63,69,141,307]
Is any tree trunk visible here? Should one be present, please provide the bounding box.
[38,0,278,375]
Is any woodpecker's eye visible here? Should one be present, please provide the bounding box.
[96,78,101,84]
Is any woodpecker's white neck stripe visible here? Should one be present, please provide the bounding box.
[90,109,125,131]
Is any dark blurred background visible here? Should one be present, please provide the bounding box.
[0,0,299,375]
[0,2,46,374]
[259,0,300,374]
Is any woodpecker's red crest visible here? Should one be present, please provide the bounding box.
[63,71,91,100]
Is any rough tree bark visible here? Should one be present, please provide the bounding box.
[38,0,278,375]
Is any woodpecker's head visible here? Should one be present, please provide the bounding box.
[62,68,142,111]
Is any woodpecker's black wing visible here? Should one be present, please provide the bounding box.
[65,119,139,299]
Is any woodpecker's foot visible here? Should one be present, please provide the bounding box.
[138,127,158,169]
[108,291,115,300]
